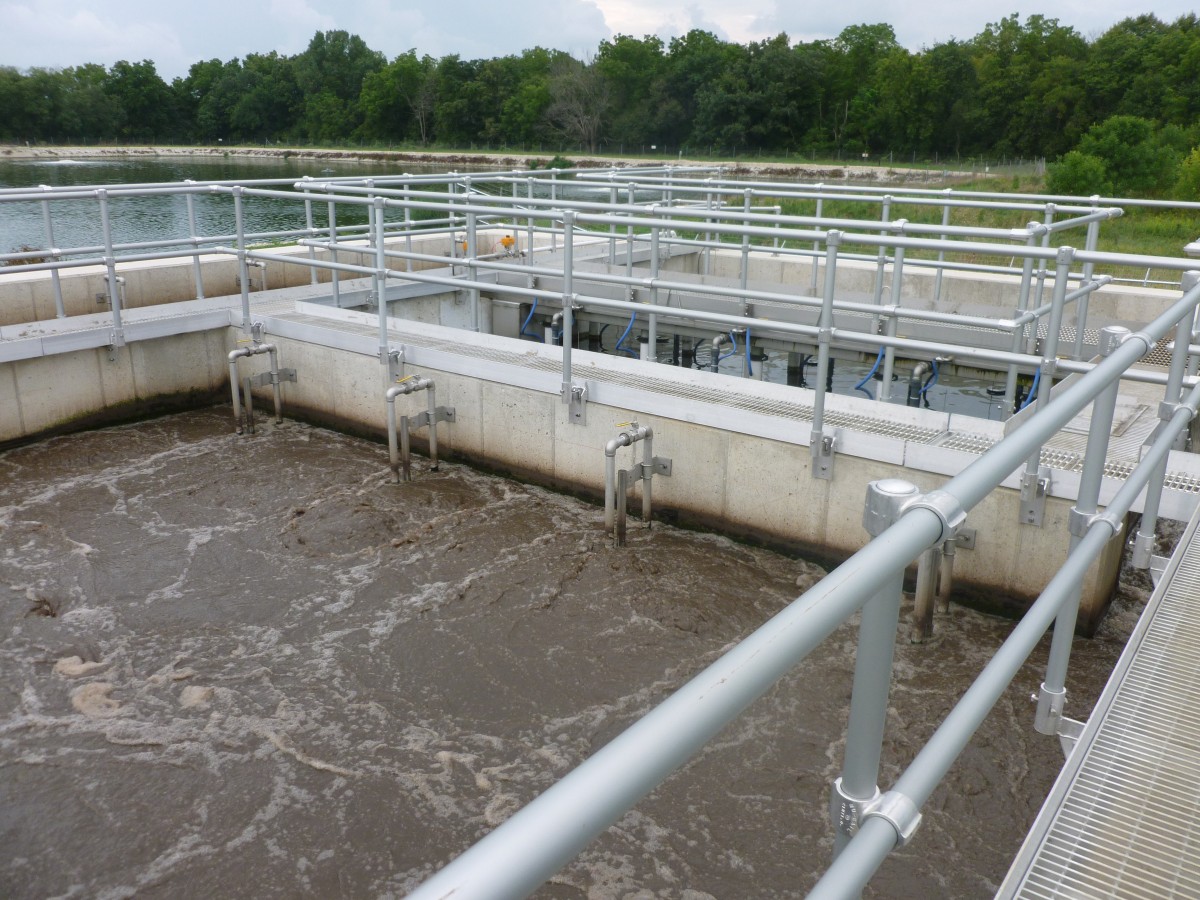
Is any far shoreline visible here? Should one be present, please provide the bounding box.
[0,143,969,183]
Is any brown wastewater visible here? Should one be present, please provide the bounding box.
[0,408,1147,898]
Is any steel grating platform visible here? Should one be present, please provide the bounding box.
[998,502,1200,899]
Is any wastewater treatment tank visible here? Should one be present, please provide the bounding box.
[0,408,1135,898]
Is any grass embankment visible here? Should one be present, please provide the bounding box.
[772,176,1197,286]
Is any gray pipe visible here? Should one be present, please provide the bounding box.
[385,376,435,482]
[603,424,652,532]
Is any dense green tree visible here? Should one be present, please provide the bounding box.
[104,60,176,141]
[293,30,384,141]
[4,16,1200,195]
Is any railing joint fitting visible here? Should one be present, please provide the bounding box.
[901,489,967,546]
[829,777,880,839]
[862,791,923,847]
[1067,506,1098,539]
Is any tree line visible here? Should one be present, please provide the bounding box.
[2,14,1199,196]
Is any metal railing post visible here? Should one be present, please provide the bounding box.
[38,186,66,317]
[1018,246,1074,526]
[810,185,824,295]
[740,189,752,315]
[1072,216,1101,360]
[871,196,892,310]
[403,179,414,273]
[96,188,125,345]
[811,231,840,477]
[1032,203,1055,309]
[648,225,660,358]
[1003,230,1039,414]
[608,183,618,263]
[1131,270,1200,569]
[831,479,915,857]
[625,183,636,275]
[561,211,575,397]
[327,194,341,307]
[300,179,318,286]
[374,196,389,375]
[878,242,905,403]
[526,177,535,265]
[932,188,951,305]
[1035,324,1128,741]
[467,210,480,331]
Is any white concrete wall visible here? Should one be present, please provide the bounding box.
[256,325,1121,628]
[0,330,229,445]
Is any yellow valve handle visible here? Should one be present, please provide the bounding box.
[396,374,416,384]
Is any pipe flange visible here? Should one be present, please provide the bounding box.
[901,489,967,546]
[861,790,922,847]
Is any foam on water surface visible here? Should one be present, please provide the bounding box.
[0,408,1131,898]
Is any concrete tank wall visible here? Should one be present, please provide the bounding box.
[257,326,1122,630]
[0,329,230,447]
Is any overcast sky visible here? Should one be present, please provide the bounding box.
[3,0,1197,80]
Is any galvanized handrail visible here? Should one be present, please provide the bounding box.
[5,167,1200,896]
[406,279,1200,900]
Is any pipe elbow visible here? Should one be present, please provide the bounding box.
[385,386,406,402]
[605,435,630,456]
[228,348,251,363]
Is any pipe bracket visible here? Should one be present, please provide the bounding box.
[1019,466,1052,527]
[410,406,456,429]
[247,369,297,389]
[566,381,588,426]
[812,430,837,481]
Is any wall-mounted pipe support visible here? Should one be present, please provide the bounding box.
[385,375,456,482]
[603,422,672,544]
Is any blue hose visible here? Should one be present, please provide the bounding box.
[1019,368,1042,411]
[520,299,544,342]
[717,330,739,363]
[744,328,753,377]
[615,312,638,358]
[854,347,885,399]
[920,358,939,395]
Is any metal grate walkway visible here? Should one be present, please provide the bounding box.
[998,504,1200,898]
